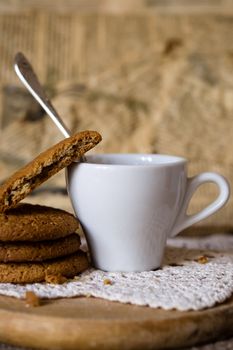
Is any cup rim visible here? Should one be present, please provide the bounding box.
[73,153,187,167]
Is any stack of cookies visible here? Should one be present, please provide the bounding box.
[0,203,88,283]
[0,130,102,283]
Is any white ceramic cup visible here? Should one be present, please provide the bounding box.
[67,154,230,272]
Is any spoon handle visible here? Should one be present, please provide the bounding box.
[14,52,71,138]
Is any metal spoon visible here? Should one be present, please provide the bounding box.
[14,52,71,138]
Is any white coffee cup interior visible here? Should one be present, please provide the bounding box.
[82,153,186,166]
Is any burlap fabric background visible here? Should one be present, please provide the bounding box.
[0,2,232,232]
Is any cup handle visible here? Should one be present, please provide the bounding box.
[169,172,230,238]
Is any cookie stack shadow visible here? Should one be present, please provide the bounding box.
[0,203,89,283]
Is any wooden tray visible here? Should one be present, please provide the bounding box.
[0,295,232,349]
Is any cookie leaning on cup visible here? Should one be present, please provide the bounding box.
[0,130,101,212]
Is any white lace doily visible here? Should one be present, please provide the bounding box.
[0,233,232,311]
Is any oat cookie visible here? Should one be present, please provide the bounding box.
[0,251,89,283]
[0,130,101,212]
[0,234,81,262]
[0,203,79,241]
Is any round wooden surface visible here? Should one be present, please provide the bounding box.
[0,295,232,349]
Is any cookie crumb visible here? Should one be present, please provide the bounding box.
[45,274,67,284]
[103,278,112,285]
[196,255,209,264]
[25,291,40,307]
[73,276,80,281]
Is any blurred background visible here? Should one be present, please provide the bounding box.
[0,0,232,233]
